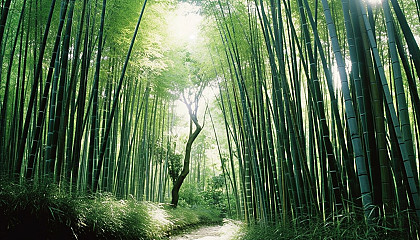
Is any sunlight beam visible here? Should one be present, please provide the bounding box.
[166,2,202,48]
[365,0,382,5]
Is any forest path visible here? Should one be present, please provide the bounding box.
[169,219,242,240]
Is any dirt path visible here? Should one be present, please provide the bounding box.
[169,219,242,240]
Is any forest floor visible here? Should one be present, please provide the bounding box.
[169,219,242,240]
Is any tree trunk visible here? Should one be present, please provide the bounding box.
[171,102,202,207]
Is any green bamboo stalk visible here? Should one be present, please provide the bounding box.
[93,0,148,192]
[359,1,420,220]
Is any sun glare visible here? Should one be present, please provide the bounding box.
[166,2,202,47]
[365,0,382,5]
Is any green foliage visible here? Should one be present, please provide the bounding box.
[105,0,142,47]
[165,205,221,231]
[153,141,166,164]
[168,149,183,183]
[0,181,222,239]
[202,175,226,211]
[178,182,204,207]
[157,48,191,96]
[177,175,231,217]
[236,215,413,240]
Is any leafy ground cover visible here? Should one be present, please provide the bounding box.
[0,181,222,239]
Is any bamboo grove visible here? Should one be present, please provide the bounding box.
[0,0,192,201]
[204,0,420,232]
[1,0,420,236]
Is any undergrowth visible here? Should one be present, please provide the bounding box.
[236,214,417,240]
[0,181,222,239]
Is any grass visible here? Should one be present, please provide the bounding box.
[236,214,417,240]
[2,181,415,240]
[0,181,222,239]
